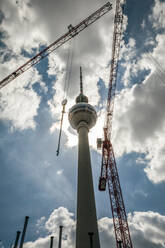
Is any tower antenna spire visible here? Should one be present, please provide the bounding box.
[80,66,83,94]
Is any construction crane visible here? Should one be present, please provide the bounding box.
[97,0,133,248]
[0,2,112,89]
[0,1,132,247]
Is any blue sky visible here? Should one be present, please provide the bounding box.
[0,0,165,247]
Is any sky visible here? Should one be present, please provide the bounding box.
[0,0,165,247]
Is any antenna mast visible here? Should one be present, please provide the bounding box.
[80,66,83,94]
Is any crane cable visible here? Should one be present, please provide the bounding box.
[64,39,74,99]
[144,49,165,84]
[131,26,165,84]
[56,39,74,156]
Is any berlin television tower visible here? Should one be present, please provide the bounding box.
[69,67,100,248]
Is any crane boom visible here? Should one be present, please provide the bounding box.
[98,0,133,248]
[0,2,112,89]
[99,0,124,188]
[106,0,124,140]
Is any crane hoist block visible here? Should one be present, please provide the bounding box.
[97,138,102,149]
[99,177,106,191]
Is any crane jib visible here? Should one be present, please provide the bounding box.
[0,2,112,89]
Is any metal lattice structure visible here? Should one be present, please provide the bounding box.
[98,0,133,248]
[0,2,112,89]
[101,134,133,248]
[0,1,133,246]
[107,144,132,247]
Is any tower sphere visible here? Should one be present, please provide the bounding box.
[69,93,97,130]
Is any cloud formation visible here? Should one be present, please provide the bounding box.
[1,0,165,245]
[111,0,165,183]
[0,0,115,133]
[24,207,165,248]
[0,0,46,130]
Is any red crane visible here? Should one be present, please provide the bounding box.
[0,1,133,247]
[0,2,112,89]
[97,0,133,248]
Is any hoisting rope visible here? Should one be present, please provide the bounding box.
[56,99,67,156]
[64,39,74,99]
[56,38,74,156]
[64,40,71,98]
[144,49,165,83]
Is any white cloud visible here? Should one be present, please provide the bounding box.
[1,2,165,247]
[149,0,165,30]
[0,63,41,130]
[152,34,165,72]
[25,207,76,248]
[36,216,46,227]
[109,0,165,184]
[1,0,165,187]
[119,0,165,88]
[139,33,165,79]
[0,0,47,54]
[36,216,46,234]
[57,169,64,175]
[45,207,75,233]
[0,0,118,135]
[0,0,48,130]
[120,37,138,86]
[112,71,165,183]
[98,217,115,248]
[46,4,116,149]
[0,88,40,130]
[24,207,165,248]
[24,236,51,248]
[129,211,165,248]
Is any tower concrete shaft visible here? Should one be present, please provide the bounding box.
[76,122,100,248]
[69,68,100,248]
